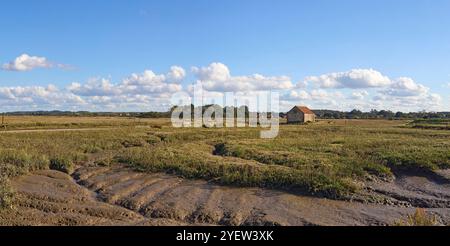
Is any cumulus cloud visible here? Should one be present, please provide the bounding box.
[68,68,183,99]
[2,54,69,71]
[287,90,310,100]
[349,90,369,100]
[0,85,85,110]
[293,68,444,112]
[369,77,442,111]
[305,69,391,89]
[381,77,428,97]
[1,63,447,112]
[1,65,186,111]
[120,70,182,94]
[282,89,345,111]
[296,80,308,88]
[68,78,119,97]
[65,67,184,111]
[192,62,294,92]
[372,92,442,112]
[167,66,186,82]
[191,62,231,82]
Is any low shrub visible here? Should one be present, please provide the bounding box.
[0,177,15,209]
[49,157,74,174]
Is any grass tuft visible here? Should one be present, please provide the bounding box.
[0,177,15,210]
[394,208,439,226]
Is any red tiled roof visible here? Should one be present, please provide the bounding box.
[294,106,315,114]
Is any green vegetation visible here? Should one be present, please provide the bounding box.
[0,115,170,130]
[313,109,450,120]
[49,157,74,174]
[408,119,450,130]
[0,149,49,209]
[0,177,14,209]
[1,117,450,207]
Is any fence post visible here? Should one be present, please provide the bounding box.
[1,113,6,130]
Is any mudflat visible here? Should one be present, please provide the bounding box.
[2,165,449,226]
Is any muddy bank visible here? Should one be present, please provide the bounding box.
[2,165,449,226]
[366,169,450,208]
[0,170,185,226]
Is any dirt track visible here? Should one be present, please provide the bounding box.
[0,127,115,134]
[2,165,449,226]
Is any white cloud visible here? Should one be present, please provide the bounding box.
[120,70,182,94]
[295,69,445,112]
[281,89,346,111]
[1,63,447,112]
[69,68,183,98]
[370,77,444,110]
[192,62,294,92]
[296,80,308,88]
[0,85,85,110]
[167,66,186,82]
[64,67,184,111]
[191,62,231,82]
[2,54,68,71]
[288,90,310,100]
[372,92,442,112]
[349,90,369,100]
[1,65,186,112]
[381,77,428,97]
[122,70,167,86]
[309,89,344,100]
[309,89,329,100]
[305,69,391,89]
[68,78,119,97]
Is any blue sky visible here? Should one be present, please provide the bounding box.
[1,0,449,112]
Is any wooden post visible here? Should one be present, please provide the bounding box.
[1,113,6,130]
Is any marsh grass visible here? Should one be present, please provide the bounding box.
[394,208,439,226]
[2,116,170,130]
[0,177,14,209]
[408,119,450,131]
[1,117,449,202]
[49,157,74,174]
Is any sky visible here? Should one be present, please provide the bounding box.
[1,0,449,112]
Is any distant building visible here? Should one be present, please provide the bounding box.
[287,106,316,123]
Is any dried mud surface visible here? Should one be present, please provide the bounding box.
[0,170,184,226]
[366,168,450,209]
[2,165,449,226]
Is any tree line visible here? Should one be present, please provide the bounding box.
[312,109,450,119]
[3,107,449,119]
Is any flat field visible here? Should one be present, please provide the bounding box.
[0,116,449,225]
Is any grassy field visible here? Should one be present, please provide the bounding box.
[1,116,170,130]
[1,117,450,208]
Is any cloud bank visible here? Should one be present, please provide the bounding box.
[0,62,447,112]
[304,69,391,89]
[192,63,294,91]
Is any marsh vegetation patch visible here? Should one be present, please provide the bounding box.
[1,117,449,225]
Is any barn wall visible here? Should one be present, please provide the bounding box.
[304,114,315,122]
[287,111,304,123]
